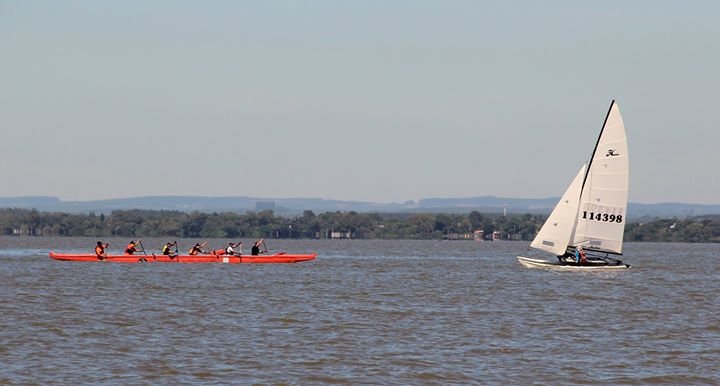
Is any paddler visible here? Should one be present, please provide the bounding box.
[226,241,242,256]
[251,239,265,256]
[161,241,178,258]
[124,240,141,255]
[95,241,109,260]
[188,241,209,255]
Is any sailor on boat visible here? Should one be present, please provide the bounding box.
[574,246,588,264]
[555,245,625,267]
[557,246,589,265]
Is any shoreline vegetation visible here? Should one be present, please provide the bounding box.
[1,208,719,243]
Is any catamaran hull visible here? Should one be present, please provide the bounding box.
[517,256,630,270]
[49,252,316,264]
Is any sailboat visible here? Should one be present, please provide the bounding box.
[517,100,630,269]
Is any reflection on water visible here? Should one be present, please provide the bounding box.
[1,237,719,384]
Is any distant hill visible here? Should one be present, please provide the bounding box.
[1,195,719,219]
[416,196,558,214]
[0,195,407,214]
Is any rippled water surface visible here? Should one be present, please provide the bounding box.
[1,237,719,384]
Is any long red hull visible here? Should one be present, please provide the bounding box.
[49,251,316,264]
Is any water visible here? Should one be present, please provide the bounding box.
[1,237,719,385]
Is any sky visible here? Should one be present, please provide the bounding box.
[1,1,718,204]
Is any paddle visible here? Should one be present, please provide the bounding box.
[138,240,147,256]
[231,241,242,256]
[261,239,269,254]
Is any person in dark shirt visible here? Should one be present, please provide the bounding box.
[251,239,265,256]
[162,241,178,258]
[188,242,209,255]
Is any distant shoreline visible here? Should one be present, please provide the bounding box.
[1,208,718,243]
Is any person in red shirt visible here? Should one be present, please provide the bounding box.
[124,240,141,255]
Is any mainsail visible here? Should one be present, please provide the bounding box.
[571,101,629,254]
[530,100,629,256]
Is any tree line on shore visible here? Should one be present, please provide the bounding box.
[1,208,720,243]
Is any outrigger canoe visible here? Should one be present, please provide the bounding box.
[49,251,316,264]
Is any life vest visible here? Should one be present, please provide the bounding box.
[125,243,135,254]
[95,245,104,255]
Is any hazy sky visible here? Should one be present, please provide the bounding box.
[1,1,718,204]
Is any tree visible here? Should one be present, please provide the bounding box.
[469,211,484,229]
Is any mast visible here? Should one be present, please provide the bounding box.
[581,99,616,192]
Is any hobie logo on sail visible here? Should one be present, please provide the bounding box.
[606,149,619,157]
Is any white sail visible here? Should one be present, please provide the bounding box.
[530,164,586,256]
[571,101,629,254]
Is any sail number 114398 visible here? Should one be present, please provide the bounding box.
[581,211,623,223]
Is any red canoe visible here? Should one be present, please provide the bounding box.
[49,251,316,264]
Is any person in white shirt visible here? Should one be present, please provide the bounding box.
[226,241,242,256]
